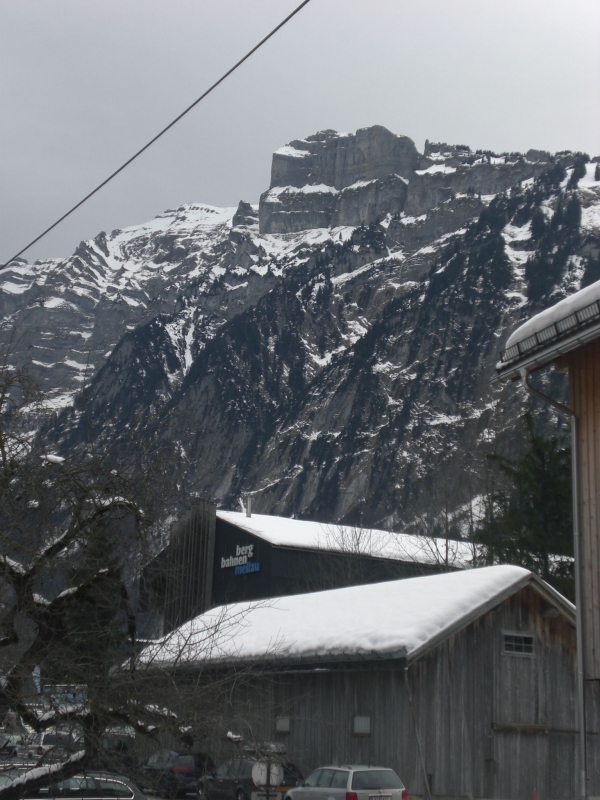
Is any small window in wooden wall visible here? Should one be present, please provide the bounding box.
[504,633,534,655]
[353,715,371,736]
[275,716,290,733]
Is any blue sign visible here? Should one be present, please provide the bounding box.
[235,560,260,575]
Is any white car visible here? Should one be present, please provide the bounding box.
[284,766,407,800]
[22,729,81,760]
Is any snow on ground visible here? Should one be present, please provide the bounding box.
[581,200,600,233]
[1,280,30,294]
[118,203,236,236]
[257,226,353,260]
[414,165,457,176]
[503,222,531,244]
[506,279,600,348]
[140,565,535,666]
[274,145,311,158]
[502,221,532,270]
[579,162,600,187]
[400,214,427,226]
[216,511,475,567]
[263,184,338,202]
[331,262,377,286]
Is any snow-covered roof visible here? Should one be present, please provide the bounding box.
[506,280,600,349]
[139,565,571,668]
[496,279,600,379]
[216,511,474,568]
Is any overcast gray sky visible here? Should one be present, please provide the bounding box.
[2,0,599,264]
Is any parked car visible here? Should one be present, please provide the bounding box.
[140,750,215,798]
[22,770,146,799]
[20,729,83,761]
[0,771,17,786]
[283,766,407,800]
[206,756,303,800]
[0,733,22,758]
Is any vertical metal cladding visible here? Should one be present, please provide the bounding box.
[163,500,216,634]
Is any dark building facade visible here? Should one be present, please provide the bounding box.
[139,502,467,636]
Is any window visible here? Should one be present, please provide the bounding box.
[283,763,303,785]
[504,634,534,655]
[275,716,290,733]
[215,764,230,779]
[303,771,322,788]
[59,777,98,797]
[95,779,134,798]
[351,771,403,791]
[331,771,349,789]
[353,715,371,736]
[175,756,195,769]
[242,761,255,779]
[316,770,335,788]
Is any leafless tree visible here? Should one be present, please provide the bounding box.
[0,358,258,798]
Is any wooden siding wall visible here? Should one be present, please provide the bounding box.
[567,338,600,681]
[210,589,598,800]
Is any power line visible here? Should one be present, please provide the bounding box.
[2,0,312,270]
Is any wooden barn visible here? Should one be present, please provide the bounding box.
[141,565,599,800]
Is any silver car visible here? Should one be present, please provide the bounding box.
[284,766,407,800]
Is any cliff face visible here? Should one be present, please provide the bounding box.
[260,126,553,235]
[269,126,420,190]
[4,126,599,532]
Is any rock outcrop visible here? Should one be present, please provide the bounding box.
[403,160,549,216]
[334,174,408,227]
[232,201,258,228]
[386,195,483,252]
[259,125,554,236]
[269,126,420,190]
[259,184,338,234]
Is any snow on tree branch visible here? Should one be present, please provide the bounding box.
[0,749,86,800]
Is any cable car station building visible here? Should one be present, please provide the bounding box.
[139,502,472,635]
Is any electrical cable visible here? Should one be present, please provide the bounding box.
[1,0,312,269]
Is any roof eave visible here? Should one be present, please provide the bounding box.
[150,647,409,673]
[527,572,576,625]
[494,320,600,383]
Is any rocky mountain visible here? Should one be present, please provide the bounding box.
[3,126,599,531]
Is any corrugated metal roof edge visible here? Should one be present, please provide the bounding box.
[493,319,600,383]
